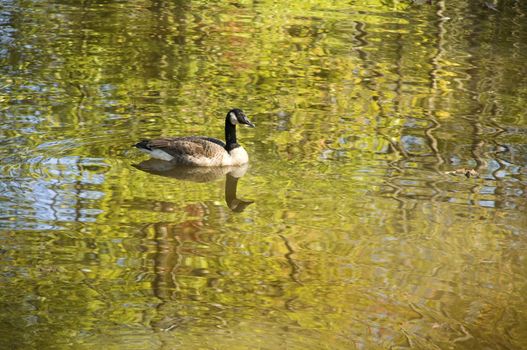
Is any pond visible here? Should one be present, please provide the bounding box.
[1,0,526,349]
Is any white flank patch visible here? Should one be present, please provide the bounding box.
[140,148,175,161]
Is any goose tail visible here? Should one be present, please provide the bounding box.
[134,140,151,150]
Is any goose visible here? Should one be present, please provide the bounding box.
[134,109,255,166]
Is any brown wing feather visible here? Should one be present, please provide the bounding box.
[146,136,227,158]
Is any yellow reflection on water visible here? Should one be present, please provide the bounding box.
[0,0,526,349]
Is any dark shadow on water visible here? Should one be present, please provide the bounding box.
[132,159,254,212]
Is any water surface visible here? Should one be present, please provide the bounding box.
[1,1,527,349]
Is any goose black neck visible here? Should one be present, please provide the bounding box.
[225,118,239,150]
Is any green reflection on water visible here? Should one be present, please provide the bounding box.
[1,0,527,349]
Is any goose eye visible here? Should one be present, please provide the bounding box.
[229,112,238,125]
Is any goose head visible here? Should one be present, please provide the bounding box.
[227,108,255,128]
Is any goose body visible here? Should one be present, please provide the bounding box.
[135,109,255,167]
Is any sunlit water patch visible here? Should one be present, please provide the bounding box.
[1,1,527,349]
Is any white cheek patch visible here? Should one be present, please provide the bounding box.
[229,112,238,125]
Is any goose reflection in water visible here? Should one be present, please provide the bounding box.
[132,159,254,212]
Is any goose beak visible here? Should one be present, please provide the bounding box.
[242,116,255,128]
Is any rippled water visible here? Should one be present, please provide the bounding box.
[1,1,527,349]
